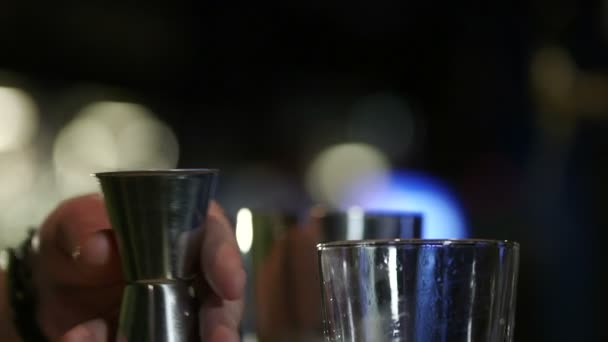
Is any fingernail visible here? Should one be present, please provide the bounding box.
[79,230,113,266]
[71,245,82,260]
[57,227,80,261]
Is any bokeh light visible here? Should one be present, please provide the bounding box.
[530,46,577,100]
[306,142,390,208]
[348,92,417,159]
[530,45,577,129]
[53,101,179,197]
[344,171,468,238]
[0,150,36,204]
[0,87,39,152]
[346,206,365,240]
[0,151,60,248]
[236,208,254,254]
[114,112,180,169]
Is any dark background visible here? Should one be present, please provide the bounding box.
[2,0,608,340]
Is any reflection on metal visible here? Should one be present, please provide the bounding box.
[243,208,422,341]
[97,169,218,342]
[118,282,198,342]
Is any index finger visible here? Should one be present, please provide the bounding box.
[200,202,246,301]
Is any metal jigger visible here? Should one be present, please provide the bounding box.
[96,169,219,342]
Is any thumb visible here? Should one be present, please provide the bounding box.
[39,193,122,285]
[60,319,108,342]
[46,193,111,259]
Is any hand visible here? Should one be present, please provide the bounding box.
[256,218,322,340]
[31,194,245,341]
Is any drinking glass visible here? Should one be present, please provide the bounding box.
[318,239,519,342]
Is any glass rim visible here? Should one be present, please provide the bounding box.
[317,238,519,250]
[94,168,219,177]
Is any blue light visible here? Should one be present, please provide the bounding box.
[344,171,469,238]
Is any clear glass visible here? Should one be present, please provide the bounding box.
[317,239,519,342]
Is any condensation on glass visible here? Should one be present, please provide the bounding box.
[318,239,519,342]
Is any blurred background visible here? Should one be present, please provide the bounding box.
[1,0,607,340]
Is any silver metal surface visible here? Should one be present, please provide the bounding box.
[96,169,218,342]
[97,169,218,281]
[318,239,520,342]
[246,209,422,341]
[117,283,198,342]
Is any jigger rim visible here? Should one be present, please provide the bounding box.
[95,168,219,177]
[318,238,519,250]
